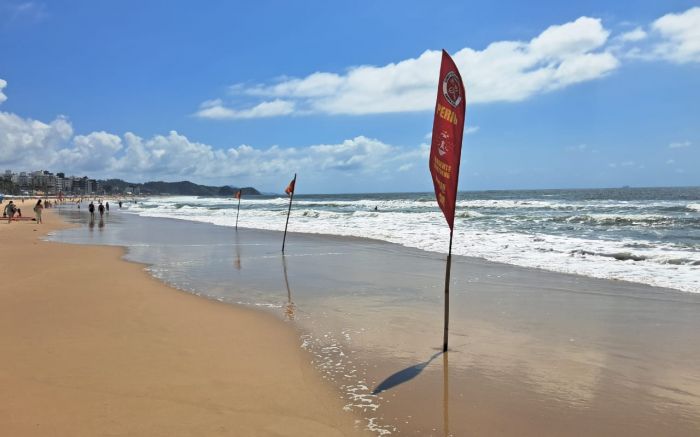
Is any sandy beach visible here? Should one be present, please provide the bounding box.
[42,204,700,436]
[0,207,366,436]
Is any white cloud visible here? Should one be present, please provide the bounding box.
[608,160,647,169]
[201,7,700,120]
[0,98,422,186]
[199,16,618,119]
[651,7,700,63]
[0,111,73,166]
[0,1,47,25]
[666,159,675,165]
[566,143,588,151]
[619,27,647,42]
[111,133,421,184]
[464,126,480,135]
[195,99,295,120]
[58,131,123,171]
[0,78,7,104]
[668,140,691,149]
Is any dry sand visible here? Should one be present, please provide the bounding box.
[0,207,366,436]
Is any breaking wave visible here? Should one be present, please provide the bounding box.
[122,190,700,293]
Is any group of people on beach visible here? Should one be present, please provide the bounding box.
[3,194,129,227]
[3,199,44,224]
[87,201,109,218]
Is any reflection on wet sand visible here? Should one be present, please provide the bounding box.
[282,255,295,321]
[233,231,241,270]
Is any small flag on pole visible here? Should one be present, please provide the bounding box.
[285,178,296,196]
[282,174,297,252]
[429,50,466,352]
[235,190,242,229]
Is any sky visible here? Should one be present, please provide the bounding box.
[1,0,699,194]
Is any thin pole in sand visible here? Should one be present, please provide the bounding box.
[443,229,453,352]
[443,351,450,435]
[235,192,241,230]
[282,174,296,253]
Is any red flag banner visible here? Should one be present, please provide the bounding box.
[235,190,242,200]
[285,177,296,196]
[429,50,466,230]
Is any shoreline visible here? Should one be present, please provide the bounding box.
[120,191,700,294]
[87,209,695,298]
[0,208,367,436]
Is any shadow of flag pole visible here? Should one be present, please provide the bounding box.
[430,50,467,353]
[282,174,297,253]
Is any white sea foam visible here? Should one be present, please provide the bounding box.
[124,196,700,294]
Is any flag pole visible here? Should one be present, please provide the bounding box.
[443,350,450,435]
[429,50,466,354]
[443,228,453,352]
[282,174,296,252]
[235,195,241,230]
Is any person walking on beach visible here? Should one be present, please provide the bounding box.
[105,201,110,212]
[98,202,105,218]
[4,201,16,223]
[88,201,95,219]
[118,200,122,208]
[33,199,43,224]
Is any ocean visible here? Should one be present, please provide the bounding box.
[125,187,700,293]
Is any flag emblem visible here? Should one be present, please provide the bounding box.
[438,131,451,156]
[442,71,463,107]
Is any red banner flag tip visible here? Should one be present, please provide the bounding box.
[285,178,296,196]
[429,50,467,230]
[235,190,242,200]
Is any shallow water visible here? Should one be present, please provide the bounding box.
[51,207,700,436]
[122,187,700,293]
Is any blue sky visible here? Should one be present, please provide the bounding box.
[1,0,699,193]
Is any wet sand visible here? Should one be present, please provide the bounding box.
[0,208,367,436]
[49,207,700,436]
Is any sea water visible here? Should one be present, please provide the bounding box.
[124,187,700,293]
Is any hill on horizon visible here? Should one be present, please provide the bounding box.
[100,179,261,196]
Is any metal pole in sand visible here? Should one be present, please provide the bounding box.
[282,174,296,253]
[235,195,241,230]
[443,351,450,436]
[443,229,453,352]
